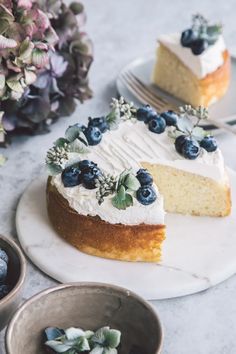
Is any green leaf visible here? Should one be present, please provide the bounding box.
[45,327,64,341]
[177,116,194,134]
[106,108,121,130]
[68,138,90,153]
[117,169,132,187]
[92,327,107,346]
[191,126,208,141]
[45,340,72,353]
[47,164,63,176]
[54,137,69,147]
[124,174,140,191]
[117,185,126,201]
[65,327,85,340]
[112,192,133,210]
[104,330,121,348]
[65,125,88,146]
[90,347,104,354]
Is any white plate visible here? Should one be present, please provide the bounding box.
[16,171,236,300]
[116,55,236,132]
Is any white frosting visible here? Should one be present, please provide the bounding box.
[52,120,226,225]
[53,177,165,225]
[159,33,226,79]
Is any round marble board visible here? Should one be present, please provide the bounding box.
[17,170,236,300]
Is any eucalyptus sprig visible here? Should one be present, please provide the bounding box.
[46,124,90,176]
[111,169,140,210]
[44,326,121,354]
[192,13,222,45]
[168,105,209,142]
[105,97,137,130]
[95,169,141,210]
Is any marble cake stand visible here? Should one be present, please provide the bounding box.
[16,170,236,300]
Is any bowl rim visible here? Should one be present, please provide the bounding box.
[0,234,26,306]
[5,281,163,354]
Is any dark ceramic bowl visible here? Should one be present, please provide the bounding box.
[0,234,26,331]
[6,282,163,354]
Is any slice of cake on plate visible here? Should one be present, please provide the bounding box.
[45,98,231,262]
[152,14,230,107]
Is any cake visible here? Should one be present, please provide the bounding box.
[46,98,231,262]
[152,14,230,107]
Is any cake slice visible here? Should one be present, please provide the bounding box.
[152,14,230,107]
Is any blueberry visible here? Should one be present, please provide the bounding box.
[84,126,102,146]
[0,284,9,300]
[191,39,208,55]
[61,164,82,188]
[175,135,188,154]
[136,169,153,186]
[160,110,179,126]
[82,166,102,189]
[148,116,166,134]
[136,186,157,205]
[181,138,200,160]
[88,117,109,133]
[137,105,157,123]
[0,259,7,283]
[200,136,218,152]
[78,160,97,171]
[0,249,8,264]
[181,29,198,48]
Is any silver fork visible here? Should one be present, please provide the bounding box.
[120,70,236,135]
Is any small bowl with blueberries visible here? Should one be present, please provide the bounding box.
[0,234,26,331]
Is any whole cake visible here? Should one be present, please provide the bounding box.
[46,98,231,262]
[152,14,230,107]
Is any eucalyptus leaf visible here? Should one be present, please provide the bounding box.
[191,126,207,141]
[90,347,104,354]
[167,127,185,140]
[124,174,140,191]
[68,138,90,153]
[65,125,81,142]
[112,192,133,210]
[117,169,132,187]
[177,116,194,134]
[65,327,85,340]
[65,157,81,169]
[47,163,63,176]
[45,327,64,341]
[92,327,107,346]
[106,108,121,130]
[54,137,69,147]
[45,340,72,353]
[104,330,121,348]
[74,336,90,351]
[117,185,126,201]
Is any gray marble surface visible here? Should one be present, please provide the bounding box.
[1,0,236,353]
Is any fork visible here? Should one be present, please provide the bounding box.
[119,70,236,135]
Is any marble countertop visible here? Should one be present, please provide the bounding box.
[1,0,236,353]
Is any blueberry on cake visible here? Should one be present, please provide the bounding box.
[152,14,230,107]
[46,98,231,263]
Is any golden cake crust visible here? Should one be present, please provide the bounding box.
[46,178,166,262]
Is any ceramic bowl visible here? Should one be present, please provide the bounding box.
[0,234,26,331]
[6,282,163,354]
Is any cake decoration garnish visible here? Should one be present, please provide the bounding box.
[111,169,141,210]
[169,105,218,159]
[44,325,121,354]
[181,14,223,55]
